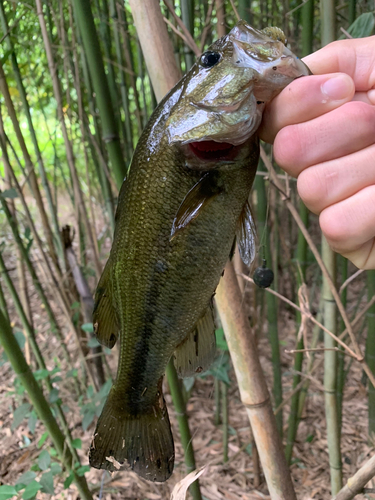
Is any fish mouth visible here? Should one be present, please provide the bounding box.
[188,140,236,161]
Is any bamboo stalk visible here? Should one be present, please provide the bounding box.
[216,262,297,499]
[0,309,93,500]
[0,62,59,268]
[254,171,283,436]
[0,0,64,268]
[166,360,202,500]
[285,4,314,461]
[221,381,229,463]
[72,0,126,188]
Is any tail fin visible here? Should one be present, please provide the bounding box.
[89,387,174,482]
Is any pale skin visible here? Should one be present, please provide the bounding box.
[259,36,375,270]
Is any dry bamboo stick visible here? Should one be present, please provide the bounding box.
[216,262,297,500]
[332,454,375,500]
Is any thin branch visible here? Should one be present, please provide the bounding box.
[163,0,201,57]
[240,274,358,358]
[339,269,364,294]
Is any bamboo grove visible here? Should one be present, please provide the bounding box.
[0,0,375,499]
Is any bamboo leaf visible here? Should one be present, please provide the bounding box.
[170,466,207,500]
[344,13,375,38]
[38,450,51,471]
[16,472,36,488]
[12,403,31,430]
[40,471,54,495]
[71,438,82,449]
[0,485,18,500]
[0,188,18,199]
[22,480,41,500]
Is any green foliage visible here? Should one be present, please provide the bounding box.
[341,13,375,38]
[80,379,112,430]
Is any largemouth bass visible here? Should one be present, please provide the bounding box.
[89,21,309,482]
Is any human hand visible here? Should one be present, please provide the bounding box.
[259,37,375,269]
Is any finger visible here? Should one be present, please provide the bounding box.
[319,185,375,269]
[303,36,375,91]
[273,101,375,177]
[297,143,375,214]
[259,73,354,143]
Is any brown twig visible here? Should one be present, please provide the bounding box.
[163,0,201,56]
[200,1,214,50]
[240,274,358,358]
[339,269,364,294]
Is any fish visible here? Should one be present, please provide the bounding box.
[89,21,309,482]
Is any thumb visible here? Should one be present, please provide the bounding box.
[259,73,355,144]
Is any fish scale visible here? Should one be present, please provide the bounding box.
[89,20,310,481]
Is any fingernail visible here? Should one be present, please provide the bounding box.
[321,75,353,101]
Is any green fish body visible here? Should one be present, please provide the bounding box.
[89,21,309,481]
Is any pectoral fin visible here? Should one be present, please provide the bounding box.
[174,304,216,377]
[93,260,118,349]
[236,201,257,266]
[171,173,222,239]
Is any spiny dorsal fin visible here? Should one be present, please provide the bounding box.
[236,200,257,267]
[170,173,222,240]
[174,304,216,378]
[93,259,118,349]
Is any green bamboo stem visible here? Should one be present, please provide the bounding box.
[366,270,375,440]
[0,252,46,373]
[0,63,59,269]
[221,381,229,463]
[71,0,127,188]
[0,0,64,269]
[117,3,143,134]
[0,190,74,371]
[322,237,342,494]
[166,360,202,500]
[181,0,195,71]
[36,0,102,278]
[214,377,221,425]
[238,0,252,23]
[285,4,314,460]
[336,256,348,442]
[321,0,336,45]
[320,0,341,491]
[94,0,122,134]
[110,0,133,157]
[348,0,356,24]
[0,309,92,500]
[254,172,283,437]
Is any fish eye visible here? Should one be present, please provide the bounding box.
[200,51,221,68]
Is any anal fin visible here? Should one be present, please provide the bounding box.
[174,304,216,378]
[93,259,118,348]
